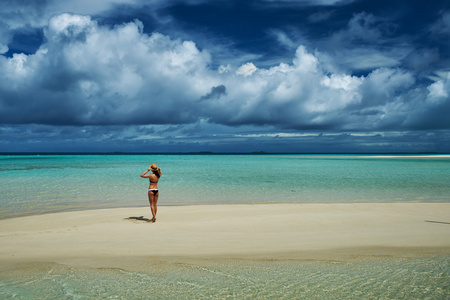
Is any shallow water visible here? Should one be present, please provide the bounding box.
[1,256,449,299]
[1,154,449,219]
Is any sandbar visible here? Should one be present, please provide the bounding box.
[1,203,449,269]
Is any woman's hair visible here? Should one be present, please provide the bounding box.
[153,168,161,178]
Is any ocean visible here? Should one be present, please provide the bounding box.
[0,154,449,299]
[0,154,449,219]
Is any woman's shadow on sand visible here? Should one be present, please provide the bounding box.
[124,216,152,223]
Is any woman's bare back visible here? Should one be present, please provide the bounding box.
[149,174,159,189]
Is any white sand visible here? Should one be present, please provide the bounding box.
[1,203,449,267]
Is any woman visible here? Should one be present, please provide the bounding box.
[140,164,162,222]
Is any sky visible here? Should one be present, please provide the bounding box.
[1,0,449,153]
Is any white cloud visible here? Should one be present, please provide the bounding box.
[320,74,362,91]
[0,12,449,133]
[0,22,11,54]
[0,13,214,124]
[235,132,319,138]
[46,13,93,39]
[343,50,401,70]
[428,81,447,99]
[235,62,258,77]
[132,134,162,141]
[361,68,415,101]
[218,64,231,73]
[427,73,450,104]
[293,46,319,73]
[261,0,355,5]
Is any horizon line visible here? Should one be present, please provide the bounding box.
[0,151,448,155]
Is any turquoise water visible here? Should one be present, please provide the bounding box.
[1,154,449,219]
[1,257,449,299]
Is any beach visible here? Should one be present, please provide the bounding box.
[1,203,449,264]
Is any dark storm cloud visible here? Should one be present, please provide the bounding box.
[0,0,449,152]
[200,85,227,101]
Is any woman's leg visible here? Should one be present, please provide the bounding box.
[148,192,156,222]
[148,191,159,222]
[152,193,159,222]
